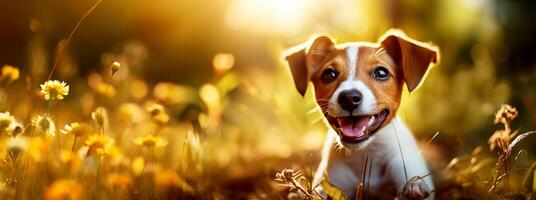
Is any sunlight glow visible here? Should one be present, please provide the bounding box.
[225,0,370,36]
[225,0,308,34]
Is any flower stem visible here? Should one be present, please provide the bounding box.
[71,136,78,152]
[95,156,103,199]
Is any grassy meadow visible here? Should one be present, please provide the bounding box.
[0,0,536,199]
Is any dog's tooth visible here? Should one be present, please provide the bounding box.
[367,116,375,126]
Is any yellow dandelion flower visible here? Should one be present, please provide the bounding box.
[40,80,69,101]
[199,84,221,115]
[0,65,20,83]
[32,115,56,136]
[9,122,24,137]
[60,150,81,167]
[91,107,109,128]
[61,122,92,137]
[96,83,117,98]
[146,103,165,116]
[146,103,170,124]
[45,179,82,200]
[199,84,220,106]
[102,144,123,159]
[0,112,19,135]
[0,112,15,128]
[153,113,169,124]
[117,103,145,124]
[131,156,145,176]
[134,134,167,147]
[106,173,132,188]
[111,61,121,75]
[212,53,235,74]
[154,169,192,191]
[85,134,114,155]
[5,136,29,156]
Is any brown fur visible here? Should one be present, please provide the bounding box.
[284,30,439,199]
[285,30,438,128]
[353,46,403,124]
[286,30,439,125]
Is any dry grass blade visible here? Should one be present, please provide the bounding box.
[48,0,103,80]
[275,169,319,200]
[356,155,369,200]
[507,131,536,156]
[393,118,408,182]
[489,131,536,194]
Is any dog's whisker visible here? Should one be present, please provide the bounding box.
[307,107,321,115]
[372,47,386,57]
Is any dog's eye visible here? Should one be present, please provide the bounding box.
[372,66,389,81]
[321,68,337,83]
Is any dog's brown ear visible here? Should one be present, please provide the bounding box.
[380,30,439,92]
[285,48,308,96]
[285,36,335,96]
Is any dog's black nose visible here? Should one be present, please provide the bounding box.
[338,89,362,112]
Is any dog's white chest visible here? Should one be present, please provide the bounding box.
[326,153,390,197]
[318,117,434,199]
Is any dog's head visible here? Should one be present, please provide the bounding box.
[285,30,438,149]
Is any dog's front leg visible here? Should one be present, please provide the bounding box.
[388,151,433,200]
[385,121,434,200]
[312,130,337,197]
[389,146,434,200]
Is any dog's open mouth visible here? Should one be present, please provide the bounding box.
[334,109,389,143]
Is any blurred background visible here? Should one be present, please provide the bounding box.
[0,0,535,198]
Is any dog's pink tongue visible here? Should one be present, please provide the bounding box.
[338,116,370,138]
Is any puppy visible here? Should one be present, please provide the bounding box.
[284,29,438,199]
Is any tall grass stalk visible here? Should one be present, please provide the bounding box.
[47,0,103,80]
[393,118,409,181]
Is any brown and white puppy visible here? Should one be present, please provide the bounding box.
[285,30,438,199]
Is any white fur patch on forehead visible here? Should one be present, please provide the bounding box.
[345,45,359,80]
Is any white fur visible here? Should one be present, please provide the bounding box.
[328,46,377,117]
[346,46,358,80]
[329,80,377,116]
[313,117,434,199]
[314,43,432,199]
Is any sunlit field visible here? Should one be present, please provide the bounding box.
[0,0,535,199]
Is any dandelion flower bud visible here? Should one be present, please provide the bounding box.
[91,107,109,129]
[111,62,120,75]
